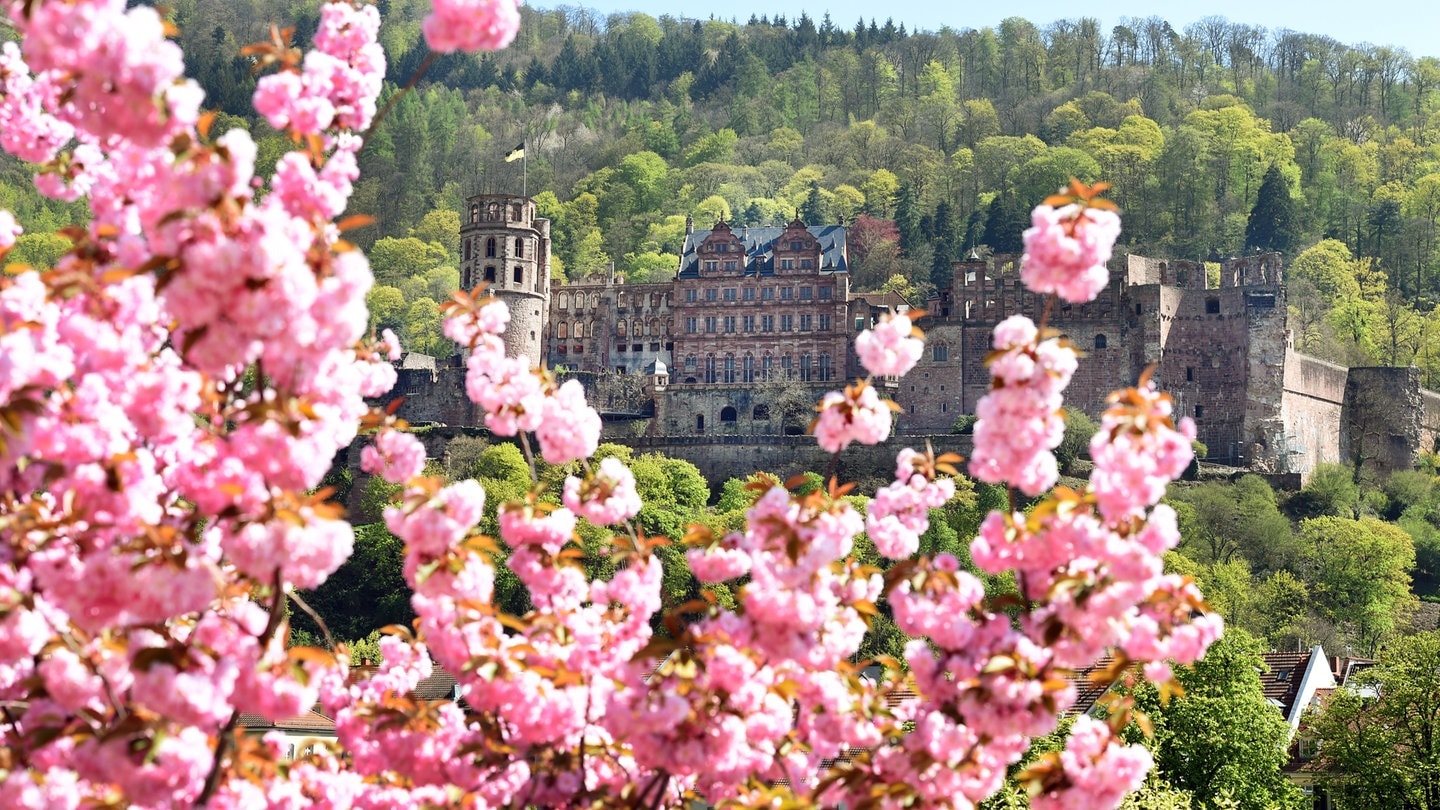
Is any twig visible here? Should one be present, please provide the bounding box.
[364,51,438,142]
[519,432,538,482]
[289,589,337,651]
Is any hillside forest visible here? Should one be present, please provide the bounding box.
[5,1,1440,375]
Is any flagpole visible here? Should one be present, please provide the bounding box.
[523,150,527,199]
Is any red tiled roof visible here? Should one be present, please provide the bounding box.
[237,708,336,734]
[1259,651,1311,715]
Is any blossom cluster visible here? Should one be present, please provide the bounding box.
[0,0,1217,803]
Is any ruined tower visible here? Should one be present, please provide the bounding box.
[460,194,551,367]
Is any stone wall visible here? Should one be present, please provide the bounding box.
[1280,353,1348,473]
[615,434,974,488]
[1344,367,1424,477]
[1423,390,1440,457]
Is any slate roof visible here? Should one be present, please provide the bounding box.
[678,223,849,277]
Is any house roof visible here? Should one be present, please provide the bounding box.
[237,708,336,735]
[1259,651,1312,716]
[678,223,849,277]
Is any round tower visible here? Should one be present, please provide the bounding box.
[460,194,551,367]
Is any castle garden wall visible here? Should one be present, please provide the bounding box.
[1344,367,1425,477]
[1280,353,1348,473]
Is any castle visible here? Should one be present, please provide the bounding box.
[386,193,1440,483]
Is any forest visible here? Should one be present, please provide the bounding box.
[6,0,1440,376]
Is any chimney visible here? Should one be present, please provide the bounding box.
[684,214,694,235]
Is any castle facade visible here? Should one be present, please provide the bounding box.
[414,193,1440,480]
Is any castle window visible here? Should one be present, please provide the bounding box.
[753,404,770,420]
[720,406,738,422]
[819,353,832,381]
[799,315,812,331]
[558,292,568,310]
[1094,334,1108,350]
[685,317,697,333]
[800,286,812,300]
[743,287,755,301]
[469,205,479,223]
[705,289,717,302]
[723,260,737,271]
[685,355,697,372]
[1187,367,1194,382]
[704,261,718,272]
[514,238,524,258]
[855,316,865,331]
[724,288,737,302]
[800,353,813,382]
[743,353,755,382]
[634,319,643,336]
[486,238,496,258]
[513,203,523,221]
[800,259,813,269]
[932,343,949,362]
[819,314,831,331]
[695,414,705,432]
[781,355,793,379]
[617,321,627,337]
[780,259,794,270]
[650,318,659,336]
[704,355,717,383]
[781,287,793,300]
[686,289,697,302]
[763,287,775,300]
[723,355,736,383]
[1135,303,1142,315]
[941,402,948,413]
[724,316,736,332]
[780,314,793,331]
[573,322,584,339]
[743,315,755,332]
[1205,298,1220,314]
[819,286,832,300]
[464,240,471,261]
[1194,405,1204,419]
[513,266,523,283]
[761,315,774,332]
[762,354,774,379]
[484,266,496,282]
[705,316,716,332]
[558,322,568,339]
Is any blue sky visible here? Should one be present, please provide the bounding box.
[537,0,1437,58]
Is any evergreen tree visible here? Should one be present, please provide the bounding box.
[801,181,829,224]
[894,182,922,255]
[982,196,1026,254]
[1245,164,1297,253]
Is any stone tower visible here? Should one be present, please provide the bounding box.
[460,194,551,367]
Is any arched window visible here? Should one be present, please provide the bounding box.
[932,343,949,362]
[463,239,471,261]
[781,355,793,379]
[800,353,813,381]
[819,353,831,381]
[632,319,642,337]
[762,354,774,380]
[589,294,599,309]
[704,355,717,384]
[649,318,659,337]
[469,205,479,223]
[685,354,697,372]
[720,406,738,423]
[573,322,584,339]
[723,354,736,383]
[753,404,770,420]
[1094,334,1108,349]
[743,353,755,383]
[558,292,569,310]
[558,322,568,339]
[486,238,496,258]
[515,237,525,258]
[617,320,627,337]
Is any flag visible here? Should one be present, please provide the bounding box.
[505,142,525,162]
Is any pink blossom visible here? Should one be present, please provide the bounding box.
[813,382,894,453]
[1021,204,1122,304]
[360,429,427,483]
[0,210,20,250]
[423,0,522,54]
[563,457,642,525]
[534,379,601,465]
[854,313,924,377]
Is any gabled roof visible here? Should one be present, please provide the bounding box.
[678,223,848,277]
[237,709,336,735]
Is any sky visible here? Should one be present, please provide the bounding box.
[535,0,1439,58]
